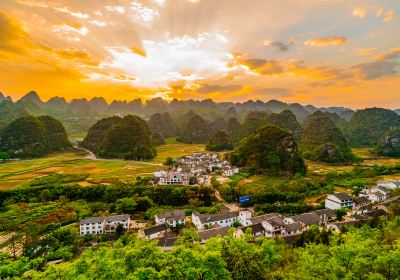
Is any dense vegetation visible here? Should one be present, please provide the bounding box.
[206,130,233,151]
[0,115,70,158]
[230,124,306,175]
[266,110,302,140]
[148,112,177,138]
[301,111,354,163]
[178,114,209,144]
[2,216,400,279]
[347,108,400,147]
[81,115,156,160]
[376,128,400,157]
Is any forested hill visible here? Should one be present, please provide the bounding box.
[81,115,156,160]
[0,115,71,158]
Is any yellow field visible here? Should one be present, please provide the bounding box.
[307,148,400,175]
[0,142,205,189]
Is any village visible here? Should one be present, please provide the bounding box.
[79,172,400,247]
[152,152,239,186]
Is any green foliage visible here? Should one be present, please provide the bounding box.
[231,124,306,175]
[206,130,233,151]
[82,115,156,160]
[0,151,10,162]
[164,156,175,166]
[335,208,347,221]
[148,112,177,138]
[150,132,165,146]
[178,114,209,144]
[115,197,137,213]
[301,111,354,163]
[376,128,400,157]
[0,115,70,158]
[347,107,400,147]
[266,109,302,140]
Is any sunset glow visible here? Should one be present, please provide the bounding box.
[0,0,399,108]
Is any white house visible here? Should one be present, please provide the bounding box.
[377,180,400,190]
[80,215,131,236]
[238,210,253,226]
[80,217,105,236]
[221,166,239,177]
[325,193,354,210]
[284,212,320,229]
[192,211,239,230]
[155,210,186,227]
[104,215,130,234]
[368,187,389,203]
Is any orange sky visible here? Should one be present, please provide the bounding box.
[0,0,399,109]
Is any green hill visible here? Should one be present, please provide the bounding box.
[347,108,400,147]
[265,110,302,140]
[230,124,306,175]
[206,130,233,151]
[376,128,400,157]
[0,115,70,158]
[82,115,156,160]
[178,114,209,144]
[301,111,353,163]
[0,100,28,122]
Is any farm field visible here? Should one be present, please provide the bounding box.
[307,148,400,175]
[0,142,205,189]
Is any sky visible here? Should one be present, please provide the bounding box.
[0,0,399,109]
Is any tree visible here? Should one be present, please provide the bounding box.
[164,157,175,166]
[0,151,10,163]
[115,197,137,213]
[115,224,125,238]
[206,130,233,151]
[335,208,347,221]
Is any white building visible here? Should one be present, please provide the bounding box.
[155,210,186,227]
[221,166,239,177]
[104,215,130,234]
[80,217,105,236]
[377,180,400,190]
[325,193,354,210]
[238,210,252,226]
[192,211,239,230]
[80,215,130,236]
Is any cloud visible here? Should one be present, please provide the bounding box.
[352,6,395,22]
[352,61,398,80]
[52,23,89,41]
[0,11,33,55]
[130,1,159,24]
[263,40,290,52]
[354,48,377,57]
[238,58,284,75]
[105,6,125,14]
[374,48,400,61]
[304,36,347,47]
[384,9,395,22]
[196,84,242,94]
[101,32,232,87]
[352,7,368,19]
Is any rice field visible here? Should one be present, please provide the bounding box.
[0,142,205,189]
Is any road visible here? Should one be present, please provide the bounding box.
[214,190,241,212]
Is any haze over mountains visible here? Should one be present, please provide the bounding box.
[2,91,398,121]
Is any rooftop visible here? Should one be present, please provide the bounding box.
[329,192,353,201]
[193,211,238,224]
[156,210,186,221]
[144,224,168,236]
[80,217,104,225]
[198,227,230,241]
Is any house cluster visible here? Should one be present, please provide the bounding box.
[152,152,239,186]
[325,179,400,212]
[79,215,130,236]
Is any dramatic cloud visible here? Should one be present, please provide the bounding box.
[352,6,395,22]
[354,48,377,57]
[304,36,347,47]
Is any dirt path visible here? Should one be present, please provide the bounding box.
[214,190,241,212]
[74,146,163,166]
